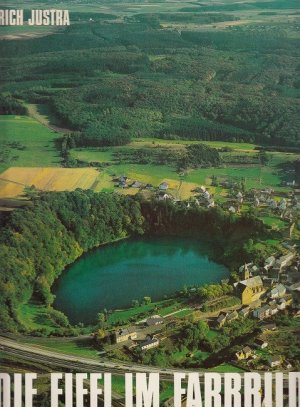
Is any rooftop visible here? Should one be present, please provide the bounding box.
[238,276,263,288]
[140,337,159,347]
[116,327,136,337]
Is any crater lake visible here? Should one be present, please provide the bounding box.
[53,237,229,324]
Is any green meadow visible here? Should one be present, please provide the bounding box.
[22,335,99,359]
[107,299,185,325]
[17,303,58,333]
[70,140,298,194]
[0,115,60,172]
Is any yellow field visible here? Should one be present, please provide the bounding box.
[0,167,201,201]
[0,167,101,198]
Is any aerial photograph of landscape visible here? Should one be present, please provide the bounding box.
[0,0,299,404]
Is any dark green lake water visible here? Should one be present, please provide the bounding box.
[53,237,228,324]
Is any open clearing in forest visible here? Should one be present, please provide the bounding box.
[0,167,101,198]
[0,25,59,40]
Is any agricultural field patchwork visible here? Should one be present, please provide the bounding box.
[0,115,299,206]
[0,1,299,224]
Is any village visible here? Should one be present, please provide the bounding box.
[113,173,300,220]
[96,237,300,373]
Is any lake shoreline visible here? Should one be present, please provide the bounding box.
[53,236,229,324]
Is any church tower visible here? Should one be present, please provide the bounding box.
[240,263,251,280]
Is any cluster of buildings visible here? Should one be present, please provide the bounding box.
[214,250,299,370]
[189,179,299,219]
[232,250,299,306]
[234,344,285,369]
[114,175,155,191]
[252,295,292,320]
[198,178,299,217]
[234,330,294,370]
[113,174,174,201]
[113,315,164,352]
[252,187,300,213]
[112,175,300,228]
[225,191,244,213]
[216,309,239,327]
[192,186,215,208]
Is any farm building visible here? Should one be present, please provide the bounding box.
[226,310,239,323]
[114,327,137,343]
[146,316,164,326]
[159,182,169,191]
[268,301,278,316]
[261,323,277,332]
[264,256,276,271]
[140,336,160,351]
[131,181,142,188]
[273,253,295,272]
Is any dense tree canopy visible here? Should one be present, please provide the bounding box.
[0,191,144,331]
[0,7,299,146]
[0,95,28,115]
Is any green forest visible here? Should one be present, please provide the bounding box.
[1,0,300,148]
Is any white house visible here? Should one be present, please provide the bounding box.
[264,256,276,271]
[278,198,287,211]
[269,200,277,209]
[277,298,287,310]
[253,305,271,320]
[254,338,268,349]
[146,316,164,326]
[158,192,170,201]
[203,190,211,200]
[140,337,159,351]
[159,182,169,191]
[269,284,286,299]
[274,253,295,272]
[268,356,281,368]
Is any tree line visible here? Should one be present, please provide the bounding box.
[0,95,27,115]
